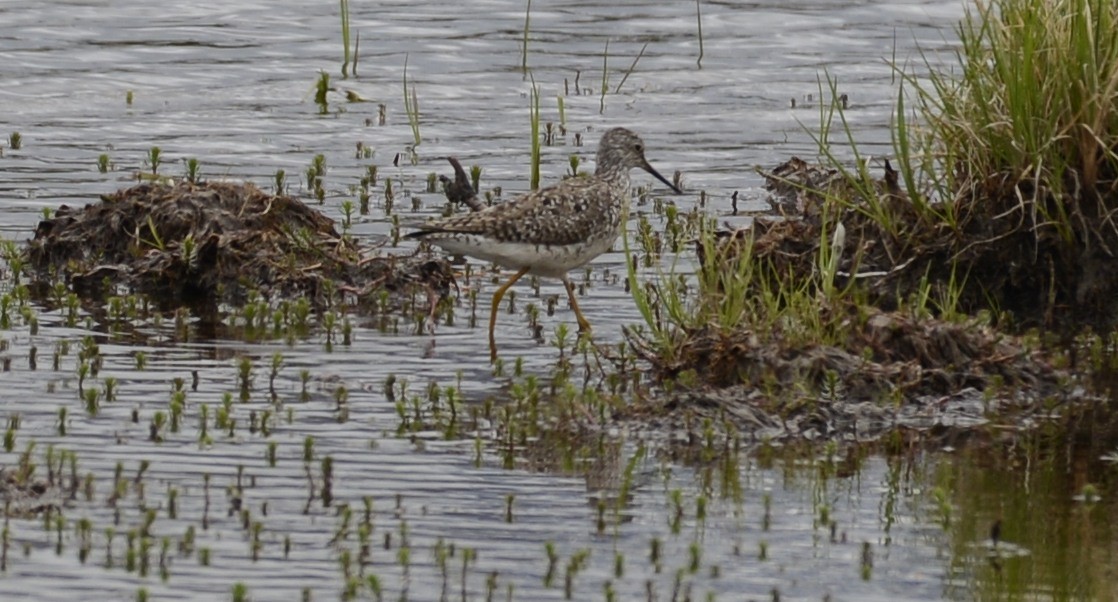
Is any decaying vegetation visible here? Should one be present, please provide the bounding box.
[24,181,452,313]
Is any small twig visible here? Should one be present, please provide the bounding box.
[615,43,648,94]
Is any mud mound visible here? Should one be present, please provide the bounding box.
[632,304,1050,399]
[622,303,1073,442]
[25,181,452,310]
[616,157,1099,441]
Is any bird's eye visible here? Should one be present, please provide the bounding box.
[634,143,644,153]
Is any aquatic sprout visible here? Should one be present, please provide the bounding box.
[76,359,89,396]
[324,310,337,348]
[249,521,263,562]
[669,489,685,534]
[402,56,421,147]
[688,542,701,573]
[184,157,200,183]
[169,390,185,432]
[366,574,382,601]
[53,408,67,436]
[333,386,348,422]
[563,549,590,599]
[147,146,161,174]
[529,80,541,189]
[238,356,254,401]
[314,71,330,114]
[860,542,873,579]
[83,387,100,415]
[595,500,607,535]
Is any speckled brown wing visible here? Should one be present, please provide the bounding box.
[410,175,618,247]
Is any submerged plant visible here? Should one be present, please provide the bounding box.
[315,71,331,114]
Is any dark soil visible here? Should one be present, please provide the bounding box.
[23,181,453,313]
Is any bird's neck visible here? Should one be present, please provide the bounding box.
[594,162,631,188]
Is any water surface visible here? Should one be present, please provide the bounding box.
[2,1,1115,600]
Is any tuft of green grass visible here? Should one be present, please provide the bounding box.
[897,0,1118,238]
[624,211,853,368]
[184,158,200,183]
[147,146,161,175]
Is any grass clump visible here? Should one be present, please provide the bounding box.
[922,0,1118,208]
[625,218,1050,418]
[886,0,1118,325]
[734,0,1118,331]
[616,0,1116,434]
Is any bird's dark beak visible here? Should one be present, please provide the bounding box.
[642,160,682,194]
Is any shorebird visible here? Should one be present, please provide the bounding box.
[407,127,681,362]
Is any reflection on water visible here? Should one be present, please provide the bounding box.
[1,0,1115,600]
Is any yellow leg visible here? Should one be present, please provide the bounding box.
[562,276,592,333]
[489,267,531,363]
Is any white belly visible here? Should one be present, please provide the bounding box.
[431,233,618,279]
